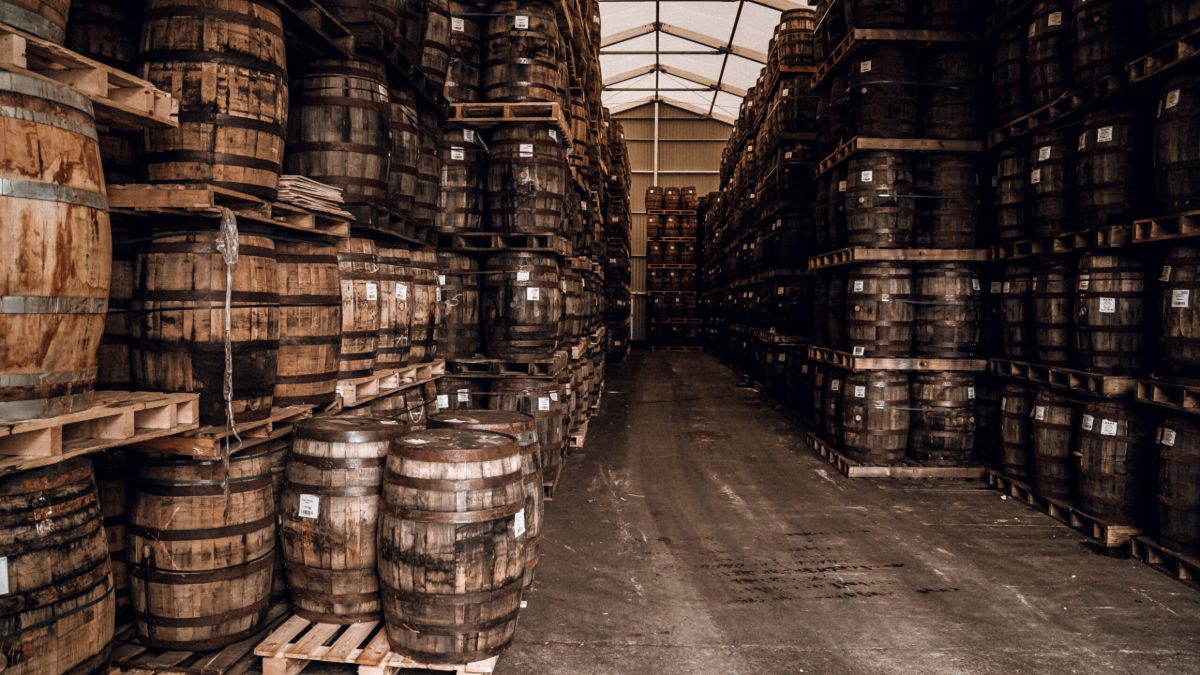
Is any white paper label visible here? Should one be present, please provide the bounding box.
[1003,281,1012,293]
[854,385,866,398]
[1079,277,1090,290]
[514,509,527,536]
[1100,419,1118,436]
[860,59,872,73]
[548,129,558,141]
[1031,168,1042,184]
[860,170,874,183]
[1173,289,1190,308]
[298,494,320,519]
[967,386,976,400]
[838,180,847,192]
[517,270,531,281]
[1167,89,1182,109]
[971,278,981,291]
[852,280,865,293]
[538,396,551,411]
[991,282,1003,293]
[1078,132,1088,151]
[1038,146,1052,161]
[1162,427,1178,447]
[526,286,541,301]
[396,283,408,300]
[457,388,470,403]
[366,282,378,301]
[831,379,841,392]
[1097,126,1114,143]
[1163,264,1174,282]
[1048,11,1063,26]
[549,390,558,401]
[436,287,443,301]
[519,143,535,158]
[852,346,865,356]
[0,557,8,595]
[436,394,449,409]
[1098,297,1116,313]
[1082,414,1094,430]
[1035,405,1046,421]
[464,129,476,143]
[777,286,785,295]
[450,147,465,161]
[451,17,465,31]
[514,15,529,28]
[438,274,446,286]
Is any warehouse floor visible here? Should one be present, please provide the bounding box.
[500,351,1200,674]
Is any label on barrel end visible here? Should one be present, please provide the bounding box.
[437,394,449,409]
[452,17,465,31]
[438,274,446,286]
[853,385,866,398]
[1048,11,1063,26]
[549,129,558,141]
[1163,265,1173,282]
[515,15,529,28]
[1097,126,1114,143]
[1100,419,1118,436]
[519,143,535,157]
[1098,297,1116,313]
[1003,281,1011,293]
[1162,427,1177,446]
[972,278,981,291]
[517,270,531,281]
[298,494,320,519]
[1167,89,1181,109]
[853,280,864,293]
[1038,146,1052,161]
[1172,289,1190,308]
[967,387,976,399]
[526,287,541,301]
[396,284,408,300]
[514,510,527,537]
[538,396,551,411]
[550,390,558,401]
[1035,406,1046,421]
[852,346,865,356]
[831,379,840,392]
[1078,276,1090,290]
[0,557,7,595]
[860,60,872,73]
[1030,169,1042,184]
[451,147,465,161]
[860,170,874,183]
[464,129,476,143]
[1078,133,1087,151]
[838,180,847,192]
[991,281,1002,294]
[366,283,378,301]
[1082,414,1094,431]
[457,389,470,403]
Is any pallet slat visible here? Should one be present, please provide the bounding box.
[808,346,988,373]
[1129,536,1200,592]
[992,359,1137,397]
[986,471,1140,548]
[804,431,985,479]
[335,360,446,409]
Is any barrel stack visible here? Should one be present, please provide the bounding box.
[645,185,703,349]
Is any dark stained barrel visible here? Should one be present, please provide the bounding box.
[663,188,682,210]
[0,0,69,42]
[487,124,567,234]
[286,59,391,221]
[909,373,976,465]
[919,47,980,140]
[845,152,915,247]
[992,25,1026,124]
[1033,260,1074,366]
[811,363,828,428]
[563,266,585,341]
[1075,253,1145,373]
[844,0,911,27]
[1077,106,1145,230]
[437,375,482,410]
[268,439,288,602]
[275,241,341,408]
[325,1,418,58]
[483,252,563,360]
[0,73,110,422]
[1146,0,1200,46]
[921,0,976,28]
[1161,246,1200,373]
[133,231,279,426]
[776,8,817,67]
[378,429,525,662]
[421,0,452,92]
[483,0,563,103]
[914,153,978,247]
[1155,413,1200,556]
[96,451,132,620]
[389,87,420,219]
[644,186,663,211]
[377,246,413,371]
[281,417,400,624]
[974,376,1004,467]
[999,382,1037,481]
[1027,0,1073,107]
[141,0,288,200]
[846,263,914,357]
[1031,389,1080,500]
[1154,74,1200,211]
[841,371,910,464]
[438,251,482,358]
[994,143,1030,243]
[489,377,564,483]
[1072,0,1132,87]
[336,237,381,379]
[1001,263,1036,360]
[408,249,441,363]
[1029,128,1075,238]
[848,45,917,138]
[128,449,275,649]
[414,117,441,229]
[437,124,487,233]
[98,235,134,392]
[914,263,981,357]
[824,373,844,448]
[446,0,483,102]
[1077,399,1150,524]
[0,459,115,674]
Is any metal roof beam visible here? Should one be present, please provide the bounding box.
[658,22,767,63]
[603,64,747,97]
[603,63,658,87]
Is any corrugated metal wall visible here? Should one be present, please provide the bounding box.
[614,101,730,341]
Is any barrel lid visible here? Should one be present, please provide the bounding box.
[296,416,406,443]
[429,410,534,428]
[393,428,517,454]
[0,72,93,116]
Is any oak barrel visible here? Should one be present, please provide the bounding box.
[1031,389,1080,500]
[914,263,981,358]
[1077,399,1150,525]
[437,124,487,234]
[1033,261,1074,366]
[1077,107,1145,230]
[98,234,136,392]
[845,263,914,357]
[992,25,1026,124]
[408,249,441,363]
[95,450,131,621]
[421,0,452,92]
[1027,0,1073,107]
[0,458,115,675]
[438,251,482,358]
[919,47,980,140]
[999,383,1036,481]
[1147,0,1200,45]
[282,417,401,624]
[909,373,976,465]
[128,449,275,649]
[487,124,568,234]
[1161,246,1200,373]
[826,269,848,351]
[0,0,69,42]
[843,0,910,28]
[994,143,1030,243]
[847,45,916,138]
[483,0,563,103]
[841,371,910,465]
[377,246,414,371]
[824,373,844,448]
[1000,263,1036,360]
[1029,128,1075,238]
[324,0,416,55]
[275,241,341,408]
[1072,0,1132,87]
[446,0,483,102]
[914,153,978,248]
[1075,253,1145,374]
[845,152,915,247]
[389,87,420,219]
[141,0,288,200]
[1154,74,1200,211]
[438,375,484,410]
[336,237,381,379]
[378,429,526,662]
[483,252,563,361]
[489,377,565,482]
[1155,413,1200,556]
[414,116,442,229]
[921,0,976,28]
[133,231,279,426]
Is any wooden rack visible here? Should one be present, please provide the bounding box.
[816,136,984,175]
[450,101,574,149]
[132,405,316,459]
[811,27,979,89]
[809,347,989,373]
[335,360,444,409]
[804,431,986,479]
[989,359,1138,397]
[986,75,1125,148]
[808,246,988,270]
[987,471,1140,548]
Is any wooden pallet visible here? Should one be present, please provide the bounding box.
[812,27,979,89]
[987,75,1125,148]
[569,420,589,450]
[445,352,567,377]
[132,405,315,459]
[646,263,698,270]
[336,360,446,408]
[808,346,988,373]
[112,602,290,674]
[986,471,1140,548]
[808,246,988,270]
[1129,24,1200,83]
[0,22,176,129]
[1129,536,1200,592]
[0,392,198,475]
[817,136,983,175]
[649,346,703,352]
[256,615,497,675]
[804,431,986,480]
[730,324,807,346]
[543,458,565,500]
[990,358,1137,397]
[1136,379,1200,415]
[436,231,570,256]
[991,224,1134,260]
[645,208,698,216]
[1132,209,1200,244]
[450,101,571,146]
[108,183,351,239]
[276,0,356,60]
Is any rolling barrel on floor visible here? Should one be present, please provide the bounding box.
[841,371,910,465]
[275,241,341,408]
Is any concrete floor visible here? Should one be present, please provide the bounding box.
[500,351,1200,675]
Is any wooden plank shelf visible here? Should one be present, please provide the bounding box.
[0,391,198,476]
[817,136,984,175]
[351,207,437,247]
[436,231,571,256]
[809,346,988,373]
[445,352,567,378]
[1132,209,1200,244]
[1136,379,1200,415]
[646,209,698,216]
[0,22,177,129]
[809,246,988,270]
[804,431,986,479]
[986,471,1140,548]
[649,346,703,352]
[255,614,498,675]
[990,224,1134,260]
[986,75,1126,149]
[132,405,316,459]
[990,358,1138,397]
[646,263,698,270]
[450,101,572,147]
[112,602,290,674]
[812,27,980,90]
[1128,24,1200,83]
[277,0,356,60]
[1129,536,1200,592]
[336,360,445,409]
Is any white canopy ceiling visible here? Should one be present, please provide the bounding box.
[599,0,809,124]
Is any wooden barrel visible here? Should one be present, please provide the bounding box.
[133,231,278,426]
[483,252,563,361]
[826,269,848,350]
[1155,413,1200,555]
[999,382,1037,481]
[1000,263,1036,360]
[438,252,482,359]
[921,0,976,28]
[1027,0,1072,107]
[0,73,109,422]
[1075,253,1145,374]
[483,0,563,103]
[914,263,981,357]
[992,25,1026,124]
[377,246,413,370]
[994,143,1030,242]
[848,45,916,138]
[67,0,140,69]
[95,451,131,621]
[0,0,69,43]
[1154,74,1200,211]
[841,371,910,465]
[1161,245,1200,373]
[389,87,420,218]
[810,363,828,428]
[973,375,1004,467]
[378,429,526,662]
[446,0,483,102]
[408,249,441,363]
[663,188,682,210]
[919,46,980,140]
[845,152,914,247]
[275,241,341,408]
[1147,0,1200,45]
[373,384,436,425]
[286,59,391,218]
[909,373,976,465]
[1030,388,1080,500]
[846,263,914,357]
[128,448,275,650]
[564,266,587,341]
[281,417,400,624]
[1072,0,1131,87]
[487,124,567,234]
[777,8,817,66]
[489,377,564,482]
[438,376,485,410]
[267,438,288,602]
[98,234,136,391]
[428,410,543,589]
[141,0,288,200]
[1033,260,1074,366]
[844,0,911,27]
[1029,128,1075,238]
[324,0,411,54]
[421,0,452,92]
[1077,399,1150,524]
[914,153,978,248]
[0,458,115,674]
[437,124,487,233]
[645,186,663,211]
[336,237,380,379]
[1077,107,1145,229]
[824,373,844,448]
[413,116,441,231]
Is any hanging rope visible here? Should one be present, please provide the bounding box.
[215,208,242,516]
